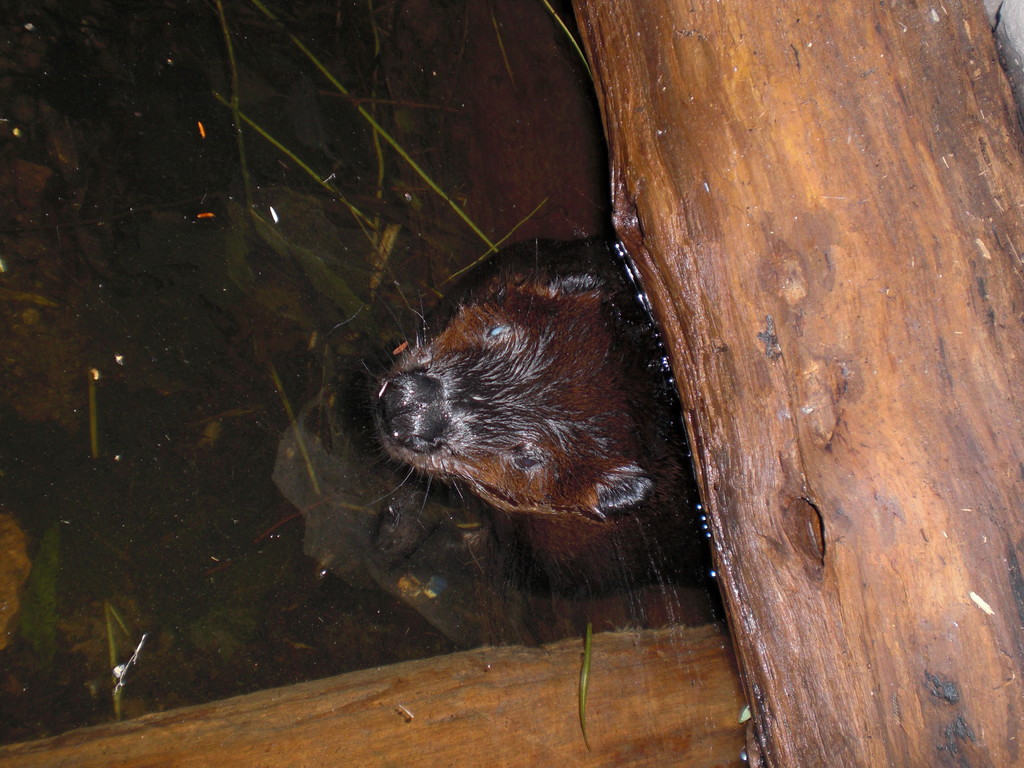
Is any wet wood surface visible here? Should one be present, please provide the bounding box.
[575,1,1024,765]
[0,625,744,767]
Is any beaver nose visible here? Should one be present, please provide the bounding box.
[379,371,448,453]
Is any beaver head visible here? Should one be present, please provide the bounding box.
[374,272,662,525]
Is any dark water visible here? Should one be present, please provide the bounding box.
[0,0,717,745]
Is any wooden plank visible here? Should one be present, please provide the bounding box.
[574,0,1024,765]
[0,625,744,767]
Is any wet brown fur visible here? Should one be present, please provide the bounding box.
[373,240,697,591]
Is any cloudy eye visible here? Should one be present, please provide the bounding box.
[511,443,544,471]
[486,324,510,339]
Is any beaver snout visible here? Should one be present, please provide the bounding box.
[379,370,449,453]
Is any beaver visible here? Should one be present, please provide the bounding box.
[372,239,701,593]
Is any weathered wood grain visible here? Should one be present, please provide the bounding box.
[575,1,1024,765]
[0,626,744,767]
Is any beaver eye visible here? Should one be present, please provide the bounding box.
[511,444,544,471]
[486,324,511,339]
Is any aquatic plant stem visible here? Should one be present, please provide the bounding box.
[579,621,593,751]
[537,0,593,81]
[440,197,549,287]
[88,370,99,459]
[245,0,497,254]
[268,359,321,497]
[210,93,373,234]
[104,602,123,721]
[214,0,254,210]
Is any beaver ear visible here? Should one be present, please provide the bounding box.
[593,465,654,519]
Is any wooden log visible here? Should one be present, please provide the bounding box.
[574,1,1024,765]
[0,626,744,767]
